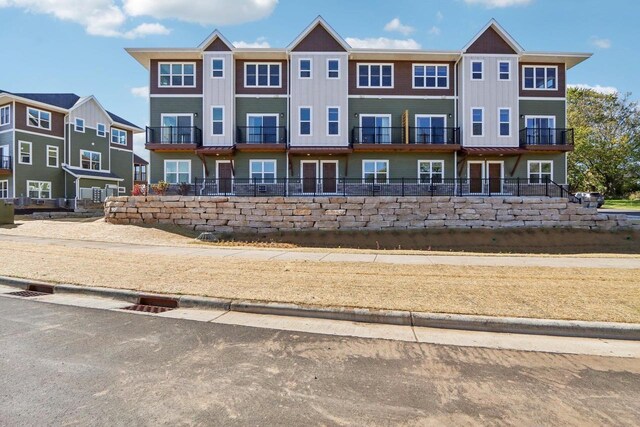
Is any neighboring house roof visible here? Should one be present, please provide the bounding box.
[62,165,124,181]
[133,154,149,165]
[107,111,142,130]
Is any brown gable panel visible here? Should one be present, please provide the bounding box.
[204,37,231,52]
[292,24,347,52]
[14,102,64,137]
[466,26,517,55]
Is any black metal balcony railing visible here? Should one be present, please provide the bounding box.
[236,126,287,144]
[0,155,10,170]
[351,127,460,145]
[146,126,202,146]
[519,128,574,146]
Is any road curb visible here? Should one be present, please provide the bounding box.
[1,275,639,341]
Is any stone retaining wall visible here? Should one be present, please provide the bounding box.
[104,196,631,232]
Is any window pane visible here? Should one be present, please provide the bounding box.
[172,76,182,86]
[426,66,436,77]
[183,64,194,74]
[178,161,189,173]
[420,162,431,173]
[546,67,556,88]
[328,108,338,121]
[300,123,310,135]
[300,108,310,121]
[172,64,182,74]
[414,66,424,77]
[363,162,374,174]
[541,163,552,173]
[473,109,482,122]
[535,67,545,88]
[251,162,262,174]
[183,76,194,86]
[437,66,447,77]
[500,109,509,122]
[500,123,510,135]
[358,65,368,86]
[160,64,170,74]
[328,122,339,135]
[473,123,482,135]
[166,162,177,173]
[212,108,223,121]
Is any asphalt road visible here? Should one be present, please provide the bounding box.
[599,208,640,218]
[1,298,639,426]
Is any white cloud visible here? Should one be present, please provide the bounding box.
[123,22,171,39]
[383,18,414,36]
[590,36,611,49]
[464,0,532,8]
[436,11,444,21]
[428,26,441,36]
[345,37,420,50]
[123,0,278,26]
[568,84,618,95]
[130,86,150,98]
[233,37,270,48]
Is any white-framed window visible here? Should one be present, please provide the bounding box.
[111,128,127,145]
[523,65,558,90]
[471,108,484,137]
[357,63,393,88]
[0,180,8,198]
[299,58,312,79]
[471,61,483,80]
[159,62,196,87]
[26,107,51,130]
[525,116,556,145]
[250,159,276,183]
[528,160,553,184]
[327,59,340,79]
[299,107,312,136]
[327,107,339,136]
[415,115,447,144]
[212,106,224,136]
[413,64,448,88]
[27,180,51,199]
[498,108,510,137]
[74,118,85,133]
[164,160,191,184]
[46,145,59,168]
[359,114,392,144]
[362,160,389,183]
[19,141,32,164]
[211,58,224,78]
[245,63,281,87]
[81,150,101,170]
[0,105,10,126]
[96,123,106,137]
[418,160,444,184]
[498,61,510,81]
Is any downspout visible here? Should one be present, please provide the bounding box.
[453,53,462,190]
[285,52,290,195]
[11,100,16,199]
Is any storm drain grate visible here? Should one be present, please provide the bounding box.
[7,290,51,298]
[121,304,175,314]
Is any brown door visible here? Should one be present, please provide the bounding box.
[218,162,233,194]
[488,163,502,194]
[469,163,483,193]
[322,162,337,194]
[302,162,317,193]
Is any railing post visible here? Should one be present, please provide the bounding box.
[545,176,549,197]
[401,177,405,197]
[517,177,520,197]
[253,178,257,197]
[342,178,346,197]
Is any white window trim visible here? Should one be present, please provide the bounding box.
[326,58,340,79]
[524,115,556,127]
[471,107,484,137]
[527,160,554,183]
[414,114,448,143]
[522,65,559,91]
[299,106,312,137]
[298,58,312,79]
[0,180,8,198]
[211,106,224,137]
[470,60,484,81]
[164,159,192,184]
[327,106,340,137]
[80,149,102,171]
[362,159,390,184]
[111,127,127,145]
[246,113,279,127]
[417,160,445,183]
[74,118,85,133]
[498,61,511,81]
[158,62,197,88]
[412,64,449,89]
[18,140,32,165]
[249,159,277,183]
[0,105,10,126]
[26,107,51,130]
[356,63,394,89]
[498,107,511,138]
[244,62,282,88]
[211,58,225,79]
[26,180,52,199]
[46,145,59,168]
[359,114,392,143]
[96,123,106,137]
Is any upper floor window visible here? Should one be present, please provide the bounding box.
[327,107,339,136]
[46,145,59,168]
[159,63,195,87]
[0,105,10,126]
[111,128,127,145]
[27,107,51,130]
[471,61,483,80]
[81,150,101,170]
[498,61,510,80]
[97,123,106,137]
[499,108,510,137]
[212,107,224,136]
[74,118,85,133]
[358,64,393,88]
[245,63,281,87]
[299,107,312,136]
[299,59,311,79]
[19,141,32,164]
[471,108,483,137]
[523,66,557,90]
[327,59,340,79]
[211,59,224,78]
[413,64,448,88]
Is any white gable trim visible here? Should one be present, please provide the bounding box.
[198,29,235,52]
[462,19,523,54]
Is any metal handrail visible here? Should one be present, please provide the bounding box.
[236,126,287,144]
[519,128,574,146]
[146,126,202,145]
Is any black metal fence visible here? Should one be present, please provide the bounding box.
[236,126,287,144]
[0,155,10,170]
[146,126,202,146]
[519,128,574,146]
[351,127,459,145]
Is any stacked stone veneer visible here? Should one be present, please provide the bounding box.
[104,196,631,232]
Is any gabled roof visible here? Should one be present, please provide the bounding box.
[62,165,124,181]
[462,19,523,54]
[8,92,80,109]
[287,16,351,52]
[198,29,234,51]
[133,154,149,165]
[107,111,141,130]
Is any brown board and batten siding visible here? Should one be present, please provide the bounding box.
[348,61,455,97]
[291,25,347,52]
[235,60,288,95]
[465,26,517,55]
[14,102,64,137]
[149,59,203,95]
[519,62,566,98]
[204,37,232,52]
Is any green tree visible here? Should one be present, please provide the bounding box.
[567,87,640,196]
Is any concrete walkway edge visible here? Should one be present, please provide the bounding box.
[2,275,639,341]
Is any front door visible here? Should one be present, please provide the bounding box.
[217,162,233,194]
[302,162,317,193]
[488,162,503,194]
[469,163,483,193]
[321,162,337,194]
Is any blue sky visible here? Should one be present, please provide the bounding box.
[0,0,636,156]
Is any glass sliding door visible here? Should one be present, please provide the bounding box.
[360,115,391,144]
[415,115,446,144]
[247,115,278,143]
[161,114,193,144]
[526,116,555,145]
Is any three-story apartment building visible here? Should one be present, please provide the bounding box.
[127,18,590,196]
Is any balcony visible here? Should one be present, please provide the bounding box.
[236,126,287,152]
[145,126,202,151]
[0,155,11,175]
[351,127,460,152]
[519,128,574,151]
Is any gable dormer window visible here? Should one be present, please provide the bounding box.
[159,63,196,87]
[471,61,483,80]
[75,118,85,133]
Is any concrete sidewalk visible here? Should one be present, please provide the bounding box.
[1,233,639,269]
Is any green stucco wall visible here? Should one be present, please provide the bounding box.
[150,97,203,130]
[13,131,65,198]
[110,148,133,193]
[235,98,288,128]
[519,100,566,129]
[68,125,110,169]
